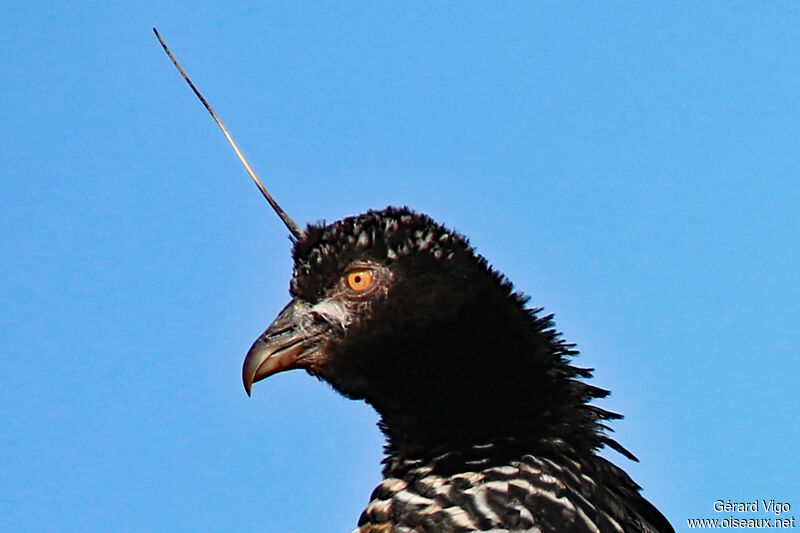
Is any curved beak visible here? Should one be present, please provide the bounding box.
[242,299,329,396]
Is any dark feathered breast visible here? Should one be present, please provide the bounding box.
[357,440,672,533]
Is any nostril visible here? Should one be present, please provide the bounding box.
[268,327,294,340]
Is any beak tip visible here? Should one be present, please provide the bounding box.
[243,372,253,397]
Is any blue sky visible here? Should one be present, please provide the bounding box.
[2,3,798,531]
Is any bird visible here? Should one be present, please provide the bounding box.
[153,28,674,533]
[242,207,675,533]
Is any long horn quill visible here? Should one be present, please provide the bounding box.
[153,27,304,241]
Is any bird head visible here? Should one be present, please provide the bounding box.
[241,207,618,457]
[243,206,491,401]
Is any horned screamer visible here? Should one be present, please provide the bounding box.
[155,29,674,533]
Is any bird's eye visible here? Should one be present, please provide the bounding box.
[346,269,374,292]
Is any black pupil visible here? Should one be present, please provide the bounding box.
[353,275,362,283]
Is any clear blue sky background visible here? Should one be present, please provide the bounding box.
[2,3,798,532]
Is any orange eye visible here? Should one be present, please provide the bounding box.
[346,269,373,291]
